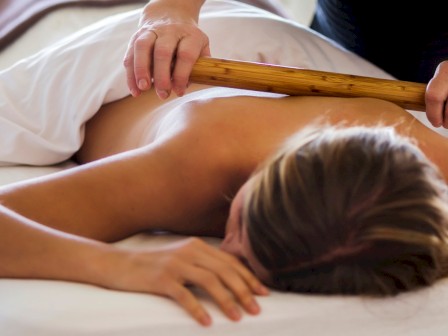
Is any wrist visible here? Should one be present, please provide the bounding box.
[142,0,205,24]
[80,243,128,290]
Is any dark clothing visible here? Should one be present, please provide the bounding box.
[310,0,448,83]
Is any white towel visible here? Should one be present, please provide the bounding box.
[1,0,432,166]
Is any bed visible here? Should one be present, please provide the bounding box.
[1,1,448,335]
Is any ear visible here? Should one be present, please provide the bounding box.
[220,232,244,259]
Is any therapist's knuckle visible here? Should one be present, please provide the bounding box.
[154,46,174,60]
[176,49,197,63]
[123,55,132,68]
[426,91,443,105]
[134,36,150,51]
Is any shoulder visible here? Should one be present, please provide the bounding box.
[297,96,414,127]
[167,92,295,182]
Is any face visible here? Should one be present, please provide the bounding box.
[220,180,271,283]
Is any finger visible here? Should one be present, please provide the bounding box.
[206,246,269,296]
[152,35,180,99]
[426,61,448,128]
[133,30,158,93]
[185,36,211,90]
[443,103,448,129]
[181,265,243,322]
[165,282,212,326]
[171,38,200,97]
[202,259,262,315]
[194,250,267,315]
[123,34,140,97]
[172,37,210,97]
[425,82,445,127]
[200,42,211,58]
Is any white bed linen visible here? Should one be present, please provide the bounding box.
[1,1,448,335]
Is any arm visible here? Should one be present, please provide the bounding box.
[0,203,265,325]
[124,0,209,99]
[1,124,226,241]
[0,126,266,325]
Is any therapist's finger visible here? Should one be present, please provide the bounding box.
[152,34,181,100]
[133,29,158,92]
[171,36,210,97]
[425,61,448,128]
[123,33,140,97]
[123,29,157,97]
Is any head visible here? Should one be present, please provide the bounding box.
[222,125,448,296]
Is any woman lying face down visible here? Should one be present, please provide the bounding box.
[1,87,448,326]
[222,125,448,295]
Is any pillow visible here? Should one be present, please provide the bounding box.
[0,0,442,166]
[0,9,139,165]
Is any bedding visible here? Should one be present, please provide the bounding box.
[0,0,147,52]
[0,0,400,166]
[1,0,448,335]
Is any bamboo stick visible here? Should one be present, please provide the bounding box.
[190,57,427,111]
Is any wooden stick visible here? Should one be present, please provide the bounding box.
[190,57,427,111]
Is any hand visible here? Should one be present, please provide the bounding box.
[106,237,269,326]
[425,61,448,128]
[123,1,210,100]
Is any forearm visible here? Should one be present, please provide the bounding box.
[0,204,116,285]
[0,204,267,325]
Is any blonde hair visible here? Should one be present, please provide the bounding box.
[245,125,448,295]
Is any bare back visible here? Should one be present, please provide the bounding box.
[79,84,448,179]
[1,85,447,243]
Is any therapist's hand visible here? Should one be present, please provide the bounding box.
[425,61,448,128]
[124,0,210,100]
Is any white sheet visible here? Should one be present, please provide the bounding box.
[3,0,443,166]
[1,1,448,335]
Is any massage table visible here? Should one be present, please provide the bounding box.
[1,1,448,335]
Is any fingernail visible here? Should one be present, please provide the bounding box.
[157,89,169,100]
[174,87,184,97]
[130,88,139,97]
[138,79,148,90]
